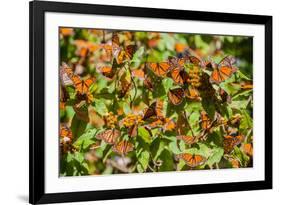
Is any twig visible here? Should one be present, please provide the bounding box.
[126,62,138,108]
[183,111,195,138]
[147,164,156,172]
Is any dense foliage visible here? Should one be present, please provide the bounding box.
[59,28,253,176]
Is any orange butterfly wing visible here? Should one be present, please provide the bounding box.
[82,78,94,94]
[125,45,137,59]
[98,66,115,79]
[147,62,170,77]
[176,135,195,145]
[96,129,120,144]
[223,135,243,154]
[163,118,176,132]
[112,32,120,47]
[177,153,206,167]
[113,141,134,155]
[71,75,83,92]
[132,69,145,80]
[143,75,154,91]
[155,99,164,119]
[170,68,188,85]
[188,56,201,66]
[142,102,157,121]
[60,125,73,139]
[118,78,131,98]
[168,88,184,105]
[210,56,237,84]
[210,68,224,84]
[200,111,211,130]
[185,87,201,101]
[128,124,138,137]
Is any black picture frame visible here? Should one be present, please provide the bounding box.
[29,1,272,204]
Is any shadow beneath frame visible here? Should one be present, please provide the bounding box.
[17,195,29,203]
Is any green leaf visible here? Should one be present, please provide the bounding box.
[71,114,87,139]
[131,46,144,64]
[162,78,174,93]
[158,149,174,171]
[240,110,253,129]
[138,127,152,144]
[237,70,251,80]
[168,140,181,154]
[151,138,165,161]
[73,128,97,150]
[138,150,150,171]
[230,100,248,110]
[206,147,224,167]
[93,99,108,116]
[137,163,144,173]
[202,99,216,119]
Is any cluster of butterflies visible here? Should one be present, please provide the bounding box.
[59,31,250,169]
[60,62,95,105]
[145,54,238,107]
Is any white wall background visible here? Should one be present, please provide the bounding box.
[0,0,279,204]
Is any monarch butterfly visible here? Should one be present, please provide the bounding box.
[185,87,201,101]
[96,129,121,144]
[125,45,137,59]
[163,118,176,132]
[209,56,238,84]
[242,143,253,156]
[112,32,120,47]
[148,118,175,132]
[112,140,134,155]
[59,125,74,154]
[218,88,231,103]
[176,153,206,167]
[176,135,196,145]
[146,62,171,77]
[168,56,186,68]
[200,111,211,130]
[60,125,73,141]
[60,28,74,36]
[182,49,203,66]
[142,99,164,121]
[60,85,69,103]
[131,67,153,91]
[128,124,138,137]
[131,69,145,80]
[168,88,185,105]
[71,75,94,95]
[168,57,189,85]
[176,113,189,135]
[118,77,131,98]
[97,65,116,79]
[169,67,189,85]
[143,75,154,91]
[223,134,244,154]
[60,62,74,86]
[187,55,202,66]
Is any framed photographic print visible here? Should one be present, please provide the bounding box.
[29,0,272,204]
